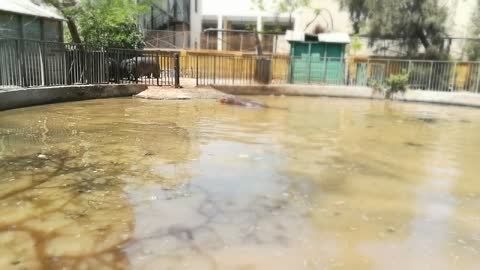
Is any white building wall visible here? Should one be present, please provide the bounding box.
[190,0,203,49]
[198,0,478,57]
[293,0,352,34]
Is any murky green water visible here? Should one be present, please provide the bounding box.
[1,97,480,270]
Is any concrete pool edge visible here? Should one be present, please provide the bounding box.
[0,84,147,111]
[213,84,480,108]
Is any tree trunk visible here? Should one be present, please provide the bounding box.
[255,31,263,56]
[417,28,430,50]
[66,17,82,44]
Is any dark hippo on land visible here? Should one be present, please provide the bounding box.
[107,58,120,82]
[219,96,269,108]
[121,57,160,81]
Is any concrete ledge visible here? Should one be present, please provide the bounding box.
[213,84,384,99]
[394,90,480,108]
[136,86,229,100]
[213,84,480,109]
[0,84,147,111]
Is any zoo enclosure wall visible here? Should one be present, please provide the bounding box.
[0,39,180,90]
[2,38,480,93]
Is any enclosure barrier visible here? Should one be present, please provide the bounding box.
[190,54,290,86]
[2,38,480,93]
[0,39,179,89]
[349,58,480,92]
[191,53,480,93]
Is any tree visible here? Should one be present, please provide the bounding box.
[44,0,148,48]
[338,0,447,57]
[74,0,148,49]
[466,0,480,60]
[251,0,313,55]
[252,0,311,29]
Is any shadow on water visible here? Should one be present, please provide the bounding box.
[0,151,133,269]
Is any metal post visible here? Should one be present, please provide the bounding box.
[206,33,210,49]
[288,56,293,83]
[213,56,216,84]
[385,60,390,85]
[427,61,433,90]
[174,53,180,88]
[323,57,328,83]
[308,55,312,84]
[240,34,244,52]
[366,58,370,85]
[16,40,27,87]
[475,63,480,93]
[156,51,160,86]
[451,62,457,92]
[232,57,235,85]
[135,54,138,84]
[196,54,199,86]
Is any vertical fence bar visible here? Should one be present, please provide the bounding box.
[427,61,434,90]
[451,62,457,92]
[196,54,199,86]
[323,57,328,83]
[156,51,160,86]
[475,63,480,93]
[174,53,180,88]
[213,56,216,85]
[307,54,312,84]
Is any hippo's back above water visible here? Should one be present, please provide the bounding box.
[219,97,268,109]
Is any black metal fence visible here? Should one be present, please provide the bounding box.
[0,39,179,89]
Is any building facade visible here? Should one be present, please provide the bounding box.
[141,0,203,49]
[0,0,64,42]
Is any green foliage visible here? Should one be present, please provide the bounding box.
[276,0,311,13]
[72,0,147,49]
[338,0,447,57]
[338,0,368,33]
[386,72,409,94]
[370,72,409,99]
[350,35,363,54]
[251,0,311,29]
[466,0,480,61]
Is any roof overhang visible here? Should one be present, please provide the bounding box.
[286,30,351,44]
[0,0,65,21]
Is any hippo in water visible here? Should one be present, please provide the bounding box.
[219,96,268,109]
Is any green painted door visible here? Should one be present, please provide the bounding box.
[290,42,345,84]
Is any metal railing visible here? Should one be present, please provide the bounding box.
[190,54,480,93]
[0,39,180,89]
[349,59,480,92]
[191,54,289,86]
[144,30,190,49]
[3,38,480,93]
[0,39,108,88]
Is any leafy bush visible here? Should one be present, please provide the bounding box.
[73,0,147,49]
[386,72,409,94]
[370,72,409,99]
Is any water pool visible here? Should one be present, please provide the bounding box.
[1,97,480,270]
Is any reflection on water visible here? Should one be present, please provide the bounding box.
[1,97,480,269]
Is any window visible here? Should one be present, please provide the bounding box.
[44,19,61,42]
[0,13,21,38]
[23,16,41,40]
